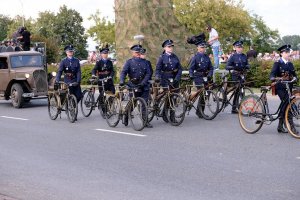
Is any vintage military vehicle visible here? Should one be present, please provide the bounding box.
[0,51,48,108]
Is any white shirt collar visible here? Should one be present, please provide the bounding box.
[281,57,288,64]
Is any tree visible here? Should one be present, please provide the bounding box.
[87,10,115,51]
[54,5,88,60]
[173,0,253,51]
[278,35,300,50]
[250,14,280,53]
[0,15,13,41]
[35,11,57,39]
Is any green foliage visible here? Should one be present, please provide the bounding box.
[250,14,280,53]
[87,10,115,51]
[173,0,253,52]
[54,5,88,60]
[0,15,13,41]
[278,35,300,50]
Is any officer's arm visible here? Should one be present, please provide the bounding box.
[226,56,234,70]
[77,60,81,83]
[120,61,129,83]
[245,56,250,70]
[188,57,196,78]
[148,61,153,77]
[110,62,115,79]
[141,65,151,85]
[270,62,279,81]
[56,60,64,82]
[175,57,183,81]
[155,56,163,79]
[91,61,99,76]
[290,63,298,81]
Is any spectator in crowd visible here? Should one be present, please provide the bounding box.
[246,46,258,61]
[206,23,221,70]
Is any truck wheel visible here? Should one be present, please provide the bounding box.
[11,83,24,108]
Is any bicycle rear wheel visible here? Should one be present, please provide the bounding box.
[66,94,78,123]
[105,97,120,127]
[166,93,186,126]
[238,94,264,134]
[285,97,300,139]
[216,87,226,113]
[198,90,219,120]
[147,94,155,123]
[80,90,94,117]
[48,94,59,120]
[129,97,148,131]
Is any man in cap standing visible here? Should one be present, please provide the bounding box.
[206,24,221,70]
[226,40,249,114]
[189,39,213,118]
[270,44,298,134]
[56,45,82,103]
[155,39,182,89]
[120,44,152,128]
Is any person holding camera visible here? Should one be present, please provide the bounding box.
[270,44,297,133]
[120,44,152,128]
[189,39,213,118]
[55,45,82,103]
[155,39,182,90]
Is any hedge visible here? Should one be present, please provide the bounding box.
[48,59,300,87]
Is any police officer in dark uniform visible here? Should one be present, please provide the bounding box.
[120,44,152,128]
[56,45,82,103]
[189,39,213,118]
[270,44,297,133]
[226,40,249,113]
[155,40,183,89]
[140,48,153,79]
[91,46,115,94]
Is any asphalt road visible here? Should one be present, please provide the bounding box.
[0,97,299,200]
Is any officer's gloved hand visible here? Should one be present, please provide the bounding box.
[54,82,59,90]
[70,82,78,87]
[137,82,145,88]
[173,79,179,86]
[155,77,160,83]
[207,76,212,82]
[119,82,124,86]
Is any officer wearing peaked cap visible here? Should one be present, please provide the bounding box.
[140,48,153,79]
[92,45,115,94]
[155,39,182,89]
[270,44,298,134]
[226,40,249,114]
[120,44,152,127]
[189,39,213,118]
[56,44,82,103]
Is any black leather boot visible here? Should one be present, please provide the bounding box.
[277,118,288,133]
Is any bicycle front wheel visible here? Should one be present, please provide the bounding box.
[285,97,300,139]
[238,94,264,134]
[48,94,59,120]
[80,90,94,117]
[198,90,219,120]
[239,86,254,103]
[128,97,148,131]
[166,93,186,126]
[66,94,78,123]
[105,97,120,127]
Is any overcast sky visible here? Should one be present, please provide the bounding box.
[0,0,299,50]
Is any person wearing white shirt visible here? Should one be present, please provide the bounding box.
[206,24,221,70]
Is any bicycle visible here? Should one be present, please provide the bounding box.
[147,78,186,126]
[80,76,113,118]
[48,81,78,123]
[105,84,148,131]
[238,78,300,139]
[214,69,253,113]
[180,77,219,120]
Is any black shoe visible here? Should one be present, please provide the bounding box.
[123,115,128,126]
[231,110,238,114]
[196,110,203,118]
[277,127,288,133]
[145,123,153,128]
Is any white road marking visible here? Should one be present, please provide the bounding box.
[0,116,29,121]
[95,129,146,137]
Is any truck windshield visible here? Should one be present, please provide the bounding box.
[11,55,43,68]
